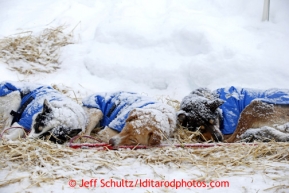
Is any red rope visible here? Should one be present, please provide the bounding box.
[69,138,259,150]
[1,130,258,150]
[69,135,111,149]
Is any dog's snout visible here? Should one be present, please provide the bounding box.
[214,133,223,142]
[212,128,223,142]
[109,137,121,147]
[109,138,116,146]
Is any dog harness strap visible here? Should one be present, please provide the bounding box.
[10,96,35,125]
[106,100,120,118]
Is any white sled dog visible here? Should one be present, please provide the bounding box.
[0,81,86,143]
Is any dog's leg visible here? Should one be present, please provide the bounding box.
[240,126,289,142]
[0,91,21,129]
[82,107,103,136]
[1,122,25,140]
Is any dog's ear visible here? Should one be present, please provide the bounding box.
[177,113,187,125]
[42,99,52,114]
[51,127,82,144]
[148,132,162,146]
[126,109,138,122]
[67,128,82,138]
[207,99,224,112]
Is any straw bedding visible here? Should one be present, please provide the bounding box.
[1,139,289,191]
[0,26,74,74]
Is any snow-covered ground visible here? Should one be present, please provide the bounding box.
[1,0,289,100]
[1,0,289,192]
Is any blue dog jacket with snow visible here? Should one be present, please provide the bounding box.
[215,86,289,135]
[82,92,155,132]
[0,81,65,130]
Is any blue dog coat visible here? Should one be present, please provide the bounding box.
[0,81,66,130]
[82,92,155,132]
[215,86,289,134]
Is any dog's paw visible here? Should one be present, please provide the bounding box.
[1,127,25,140]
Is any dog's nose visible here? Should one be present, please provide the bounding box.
[109,138,116,146]
[213,132,224,142]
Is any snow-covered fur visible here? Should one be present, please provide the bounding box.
[177,88,224,142]
[82,92,176,146]
[240,125,289,142]
[226,100,289,143]
[0,81,87,143]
